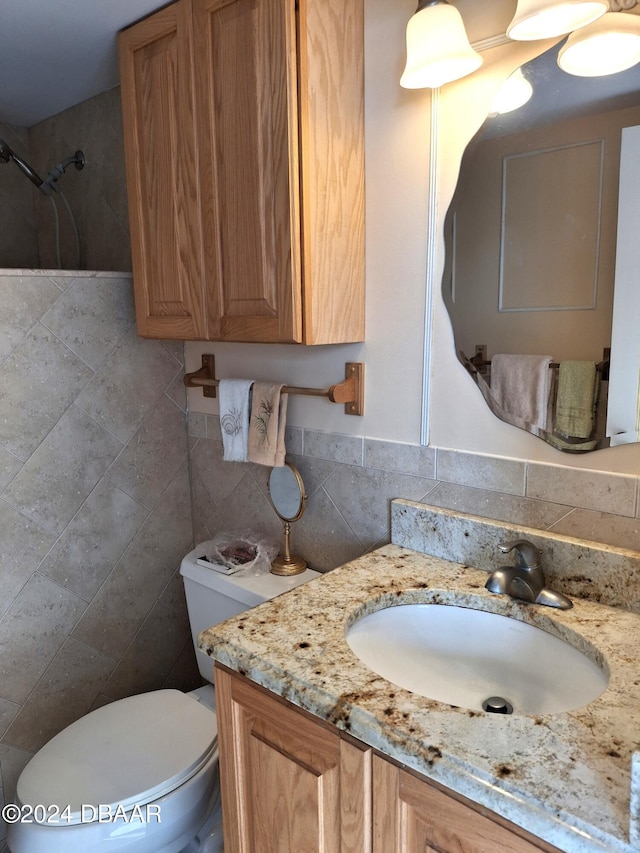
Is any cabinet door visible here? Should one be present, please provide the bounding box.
[119,1,207,339]
[215,667,371,852]
[193,0,303,343]
[373,756,558,853]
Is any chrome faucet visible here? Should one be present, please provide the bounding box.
[485,539,573,610]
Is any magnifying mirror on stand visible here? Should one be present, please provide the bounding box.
[268,462,307,575]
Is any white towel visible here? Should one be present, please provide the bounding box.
[219,379,253,462]
[489,354,554,433]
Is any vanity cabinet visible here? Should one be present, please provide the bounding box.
[215,665,372,851]
[118,0,365,344]
[215,667,560,853]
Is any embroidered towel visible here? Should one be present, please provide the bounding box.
[247,382,288,467]
[218,379,253,462]
[490,354,554,433]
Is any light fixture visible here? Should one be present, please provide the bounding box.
[507,0,608,41]
[400,0,483,89]
[489,67,534,115]
[558,12,640,76]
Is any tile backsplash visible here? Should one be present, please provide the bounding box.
[188,414,640,592]
[0,271,198,846]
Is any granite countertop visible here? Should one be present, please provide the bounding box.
[199,544,640,853]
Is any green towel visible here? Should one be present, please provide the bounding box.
[554,361,598,440]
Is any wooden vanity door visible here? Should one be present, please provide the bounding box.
[373,756,557,853]
[215,666,371,852]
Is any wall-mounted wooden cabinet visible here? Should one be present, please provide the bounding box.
[119,0,365,344]
[215,667,561,853]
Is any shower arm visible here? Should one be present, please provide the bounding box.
[0,139,85,196]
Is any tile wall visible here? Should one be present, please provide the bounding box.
[189,413,640,585]
[0,271,199,848]
[0,87,131,273]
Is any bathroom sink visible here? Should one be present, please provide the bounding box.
[345,603,608,715]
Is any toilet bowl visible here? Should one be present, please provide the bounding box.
[7,688,223,853]
[6,546,319,852]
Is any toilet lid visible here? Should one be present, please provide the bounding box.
[17,690,217,825]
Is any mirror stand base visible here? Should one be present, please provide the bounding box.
[271,555,307,576]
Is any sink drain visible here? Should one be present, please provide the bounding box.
[482,696,514,714]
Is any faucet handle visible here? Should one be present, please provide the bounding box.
[497,539,541,570]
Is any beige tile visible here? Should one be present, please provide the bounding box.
[165,373,188,412]
[38,478,148,601]
[526,463,637,516]
[41,274,135,369]
[102,586,192,701]
[0,324,94,461]
[0,700,19,740]
[0,274,60,360]
[3,405,122,535]
[209,468,278,541]
[72,469,193,659]
[188,438,251,507]
[436,449,526,495]
[0,448,22,492]
[323,465,437,550]
[364,439,436,479]
[3,638,116,752]
[162,640,203,693]
[0,744,32,804]
[285,426,303,456]
[188,412,207,438]
[295,488,364,573]
[0,574,86,704]
[0,502,57,618]
[106,396,188,510]
[549,508,640,551]
[75,329,181,444]
[303,430,364,466]
[424,482,571,530]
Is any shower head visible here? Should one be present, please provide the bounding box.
[0,138,44,189]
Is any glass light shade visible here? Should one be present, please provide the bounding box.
[400,2,483,89]
[507,0,608,41]
[558,12,640,76]
[490,68,534,114]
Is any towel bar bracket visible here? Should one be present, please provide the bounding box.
[183,355,364,416]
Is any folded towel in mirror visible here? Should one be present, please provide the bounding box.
[219,379,254,462]
[490,353,554,433]
[554,361,598,440]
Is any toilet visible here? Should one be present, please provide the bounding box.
[7,546,319,853]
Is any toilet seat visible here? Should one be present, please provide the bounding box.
[17,689,217,825]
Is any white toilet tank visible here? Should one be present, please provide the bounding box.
[180,546,320,681]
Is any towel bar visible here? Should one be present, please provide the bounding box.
[183,355,364,416]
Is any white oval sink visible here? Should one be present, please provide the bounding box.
[345,603,608,715]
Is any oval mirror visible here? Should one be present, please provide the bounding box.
[268,462,307,575]
[268,462,306,521]
[443,41,640,452]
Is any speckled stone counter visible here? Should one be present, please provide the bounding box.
[200,519,640,852]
